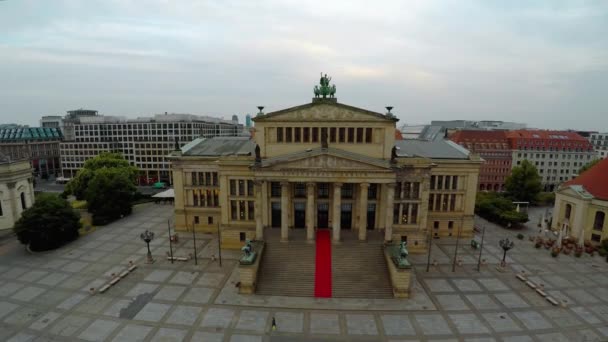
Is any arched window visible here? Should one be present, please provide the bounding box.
[565,204,572,220]
[594,211,605,231]
[20,192,26,210]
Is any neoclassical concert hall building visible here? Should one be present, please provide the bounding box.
[169,92,481,252]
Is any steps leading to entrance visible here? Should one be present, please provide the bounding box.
[332,241,393,299]
[256,237,316,297]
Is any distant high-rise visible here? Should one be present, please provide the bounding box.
[245,114,252,128]
[589,133,608,159]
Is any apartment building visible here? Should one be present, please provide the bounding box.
[59,110,243,184]
[449,130,512,192]
[507,130,596,192]
[589,133,608,159]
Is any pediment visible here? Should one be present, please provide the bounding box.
[558,186,594,200]
[262,152,391,171]
[254,102,396,123]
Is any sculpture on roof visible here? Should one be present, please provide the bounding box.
[391,146,398,164]
[255,144,261,163]
[314,73,337,98]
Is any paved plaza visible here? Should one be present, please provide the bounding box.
[1,204,608,341]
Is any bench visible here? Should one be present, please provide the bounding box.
[516,274,527,281]
[525,281,537,289]
[546,297,559,306]
[536,289,547,297]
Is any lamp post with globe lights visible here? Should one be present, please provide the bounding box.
[499,238,514,268]
[140,230,155,264]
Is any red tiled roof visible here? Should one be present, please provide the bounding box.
[505,130,594,150]
[395,129,404,140]
[563,158,608,200]
[449,130,509,143]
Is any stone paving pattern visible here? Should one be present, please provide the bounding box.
[0,204,607,341]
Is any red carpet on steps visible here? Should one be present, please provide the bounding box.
[314,230,332,298]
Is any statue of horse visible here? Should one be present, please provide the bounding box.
[241,240,252,256]
[399,241,409,260]
[329,84,336,98]
[313,86,321,98]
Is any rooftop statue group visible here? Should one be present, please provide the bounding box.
[314,73,337,98]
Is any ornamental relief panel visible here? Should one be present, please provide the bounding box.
[265,105,387,122]
[271,154,385,171]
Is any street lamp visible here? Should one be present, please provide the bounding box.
[140,230,155,264]
[499,238,514,267]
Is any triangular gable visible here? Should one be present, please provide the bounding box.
[259,148,391,171]
[557,185,594,200]
[253,101,397,123]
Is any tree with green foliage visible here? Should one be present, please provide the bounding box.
[475,192,528,227]
[579,158,601,175]
[86,168,136,225]
[13,193,81,251]
[66,153,137,200]
[505,160,542,202]
[65,153,138,224]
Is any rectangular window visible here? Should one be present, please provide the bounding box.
[303,127,310,142]
[294,183,306,197]
[365,128,372,143]
[194,216,199,224]
[213,172,218,186]
[448,221,454,229]
[437,176,444,190]
[247,180,254,196]
[412,182,420,199]
[442,194,449,211]
[198,172,204,186]
[191,172,197,186]
[411,203,418,224]
[240,232,246,241]
[193,191,199,206]
[318,183,329,198]
[286,127,292,142]
[271,182,281,197]
[452,176,458,190]
[239,200,246,220]
[434,221,439,229]
[213,190,218,206]
[205,172,211,186]
[248,201,255,220]
[230,180,236,196]
[312,127,319,142]
[395,182,402,199]
[330,127,336,142]
[238,180,245,196]
[339,128,345,142]
[294,127,301,142]
[321,128,327,144]
[347,128,355,143]
[368,184,377,200]
[356,128,363,143]
[428,194,434,211]
[393,204,400,224]
[341,183,354,199]
[277,127,283,142]
[435,194,442,211]
[231,200,237,220]
[403,182,411,199]
[208,216,213,224]
[445,176,451,190]
[450,194,456,211]
[430,176,436,190]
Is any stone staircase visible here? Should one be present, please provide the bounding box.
[332,240,393,298]
[256,231,316,297]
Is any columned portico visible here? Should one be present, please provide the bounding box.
[280,181,289,242]
[332,182,342,242]
[306,182,315,241]
[254,181,263,239]
[358,183,369,241]
[384,183,396,242]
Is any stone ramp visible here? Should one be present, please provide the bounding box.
[332,239,393,299]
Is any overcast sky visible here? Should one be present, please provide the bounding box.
[1,0,607,130]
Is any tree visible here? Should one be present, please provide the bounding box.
[86,167,136,225]
[505,160,542,202]
[475,192,528,227]
[65,153,138,224]
[579,158,601,174]
[14,193,81,251]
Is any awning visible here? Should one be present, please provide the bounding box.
[152,188,175,198]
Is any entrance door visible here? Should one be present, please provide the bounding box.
[341,203,352,229]
[271,202,281,228]
[317,203,329,228]
[367,203,376,230]
[294,202,305,228]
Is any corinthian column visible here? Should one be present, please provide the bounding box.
[332,182,342,242]
[280,181,289,242]
[358,183,369,241]
[254,181,263,240]
[306,182,315,242]
[385,183,396,242]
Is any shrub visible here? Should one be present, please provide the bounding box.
[13,194,81,251]
[517,233,524,240]
[534,192,555,206]
[475,192,529,228]
[535,242,542,249]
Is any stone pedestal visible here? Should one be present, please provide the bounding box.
[383,246,412,298]
[238,242,265,294]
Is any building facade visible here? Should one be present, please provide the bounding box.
[431,120,527,131]
[552,158,608,243]
[0,127,62,177]
[507,130,596,192]
[0,154,35,230]
[589,132,608,159]
[59,110,243,184]
[169,94,481,251]
[449,130,512,191]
